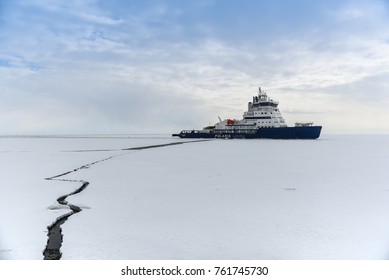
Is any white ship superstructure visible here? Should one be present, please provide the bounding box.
[173,85,322,139]
[214,87,287,132]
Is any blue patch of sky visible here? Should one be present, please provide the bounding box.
[94,0,358,47]
[0,59,10,67]
[3,0,387,49]
[2,0,389,68]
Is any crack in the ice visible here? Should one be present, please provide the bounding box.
[43,155,115,260]
[42,182,88,260]
[42,140,209,260]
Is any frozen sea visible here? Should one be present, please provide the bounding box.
[0,134,388,260]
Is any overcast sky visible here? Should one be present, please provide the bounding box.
[1,0,389,134]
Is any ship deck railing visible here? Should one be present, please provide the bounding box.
[214,129,257,135]
[295,122,314,127]
[181,130,211,134]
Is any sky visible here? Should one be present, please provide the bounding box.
[0,0,389,134]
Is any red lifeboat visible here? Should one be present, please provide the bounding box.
[226,119,235,125]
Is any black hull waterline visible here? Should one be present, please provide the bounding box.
[173,126,322,139]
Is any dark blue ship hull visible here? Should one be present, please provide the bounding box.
[173,126,322,139]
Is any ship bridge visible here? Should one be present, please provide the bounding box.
[250,87,279,108]
[242,86,286,128]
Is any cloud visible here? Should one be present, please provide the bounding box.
[1,0,389,134]
[331,0,387,21]
[77,13,122,25]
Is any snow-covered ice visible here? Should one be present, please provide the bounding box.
[0,135,184,259]
[1,135,389,259]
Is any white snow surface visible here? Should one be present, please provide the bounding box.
[1,135,389,260]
